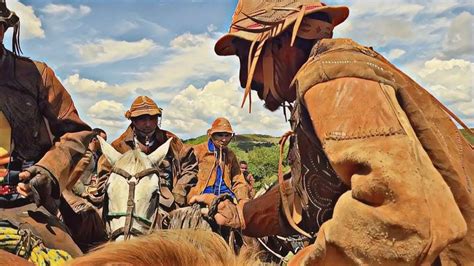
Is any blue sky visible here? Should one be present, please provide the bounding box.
[4,0,473,140]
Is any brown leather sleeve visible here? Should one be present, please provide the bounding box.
[34,64,92,193]
[230,155,250,202]
[37,64,90,136]
[172,143,198,206]
[297,77,467,265]
[36,131,92,194]
[65,150,93,190]
[242,181,294,237]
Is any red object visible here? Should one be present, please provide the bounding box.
[0,185,15,195]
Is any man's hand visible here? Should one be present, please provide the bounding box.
[17,166,59,214]
[190,194,246,229]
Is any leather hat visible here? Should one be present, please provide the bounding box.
[215,0,349,56]
[125,96,162,119]
[207,117,234,135]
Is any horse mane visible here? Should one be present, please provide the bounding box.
[70,229,268,266]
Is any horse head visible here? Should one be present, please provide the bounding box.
[98,136,172,241]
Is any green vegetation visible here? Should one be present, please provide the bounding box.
[460,129,474,145]
[185,134,287,190]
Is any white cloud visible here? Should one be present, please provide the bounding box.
[123,32,238,98]
[337,0,464,49]
[114,18,168,37]
[457,100,474,117]
[63,73,133,97]
[415,58,473,123]
[386,49,406,60]
[87,100,129,131]
[41,4,91,17]
[79,5,91,15]
[442,12,473,58]
[6,0,44,39]
[75,38,158,65]
[162,77,289,139]
[63,74,107,95]
[349,0,424,18]
[207,24,217,32]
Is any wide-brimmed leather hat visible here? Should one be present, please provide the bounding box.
[215,0,349,56]
[0,0,19,29]
[207,117,234,135]
[125,96,162,119]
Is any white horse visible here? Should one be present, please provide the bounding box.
[98,136,172,241]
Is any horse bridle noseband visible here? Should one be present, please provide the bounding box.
[108,166,161,241]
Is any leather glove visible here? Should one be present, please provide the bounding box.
[190,194,247,229]
[17,165,60,215]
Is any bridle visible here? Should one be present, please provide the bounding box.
[106,166,162,241]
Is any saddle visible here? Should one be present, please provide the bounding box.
[0,203,83,257]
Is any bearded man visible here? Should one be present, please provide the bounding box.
[192,0,474,265]
[1,0,92,259]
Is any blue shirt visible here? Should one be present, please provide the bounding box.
[202,139,235,198]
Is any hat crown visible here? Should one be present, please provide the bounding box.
[230,0,325,32]
[215,0,348,56]
[126,96,162,119]
[208,117,234,134]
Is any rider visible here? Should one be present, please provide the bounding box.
[69,128,107,200]
[1,0,92,259]
[191,0,474,264]
[240,160,256,198]
[187,117,249,203]
[96,96,198,209]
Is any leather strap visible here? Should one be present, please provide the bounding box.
[290,5,306,47]
[111,167,159,182]
[108,166,161,240]
[109,227,144,241]
[242,32,269,113]
[122,179,136,240]
[277,131,312,238]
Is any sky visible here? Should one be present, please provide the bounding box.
[3,0,473,141]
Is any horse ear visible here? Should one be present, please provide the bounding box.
[149,137,173,166]
[98,136,121,165]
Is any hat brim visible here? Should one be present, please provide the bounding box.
[215,5,349,56]
[208,128,235,135]
[129,109,162,118]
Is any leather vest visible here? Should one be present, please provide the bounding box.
[0,49,52,162]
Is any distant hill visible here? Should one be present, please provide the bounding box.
[185,134,280,151]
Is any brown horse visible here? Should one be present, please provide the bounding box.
[0,250,33,266]
[70,229,270,266]
[2,229,275,265]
